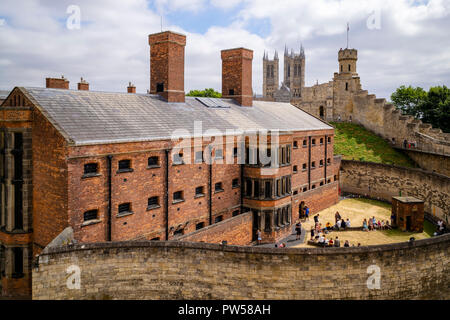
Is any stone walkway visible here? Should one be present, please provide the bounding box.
[259,225,306,248]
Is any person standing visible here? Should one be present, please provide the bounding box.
[305,206,310,221]
[295,222,302,240]
[257,229,262,245]
[334,237,340,247]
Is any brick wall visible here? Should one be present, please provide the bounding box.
[340,160,450,222]
[32,110,68,255]
[32,233,450,299]
[177,211,252,245]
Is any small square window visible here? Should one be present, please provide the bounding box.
[303,187,308,192]
[233,147,238,157]
[215,182,223,192]
[196,222,205,230]
[327,137,331,143]
[302,140,307,147]
[173,191,184,202]
[293,141,298,149]
[147,196,160,209]
[118,203,131,214]
[302,163,307,170]
[148,156,159,167]
[312,184,316,189]
[195,150,203,163]
[215,148,223,159]
[118,160,132,172]
[312,139,316,146]
[83,209,98,221]
[293,165,298,173]
[195,186,205,197]
[232,210,240,217]
[84,163,98,175]
[232,178,239,188]
[320,138,324,145]
[214,215,223,223]
[311,161,316,168]
[320,160,324,167]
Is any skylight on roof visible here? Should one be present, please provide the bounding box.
[195,97,230,108]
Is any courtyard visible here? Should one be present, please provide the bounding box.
[293,198,434,248]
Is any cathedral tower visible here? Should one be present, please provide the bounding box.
[262,51,279,99]
[283,45,305,98]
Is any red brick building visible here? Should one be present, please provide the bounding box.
[0,30,340,298]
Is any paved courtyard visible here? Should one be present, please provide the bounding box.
[293,197,432,248]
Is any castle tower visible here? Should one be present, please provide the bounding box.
[338,48,357,74]
[262,51,279,99]
[332,48,361,121]
[283,44,305,98]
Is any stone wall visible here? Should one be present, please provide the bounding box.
[177,211,252,245]
[340,160,449,223]
[32,234,450,300]
[400,149,450,177]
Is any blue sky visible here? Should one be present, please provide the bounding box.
[0,0,449,99]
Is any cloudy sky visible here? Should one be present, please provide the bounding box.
[0,0,449,99]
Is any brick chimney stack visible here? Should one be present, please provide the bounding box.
[77,77,89,91]
[127,82,136,93]
[221,48,253,107]
[46,75,69,89]
[148,31,186,103]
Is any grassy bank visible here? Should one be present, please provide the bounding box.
[331,122,415,168]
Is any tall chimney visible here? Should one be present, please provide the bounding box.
[77,77,89,91]
[148,31,186,103]
[46,75,69,89]
[221,48,253,107]
[127,82,136,93]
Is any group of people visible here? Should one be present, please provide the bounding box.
[362,216,392,231]
[313,233,361,248]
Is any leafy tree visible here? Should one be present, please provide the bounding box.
[391,85,450,133]
[419,86,450,133]
[186,88,222,98]
[390,85,427,118]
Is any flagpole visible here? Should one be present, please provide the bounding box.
[346,22,349,49]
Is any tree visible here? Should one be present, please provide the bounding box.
[390,85,427,118]
[390,85,450,133]
[186,88,222,98]
[419,86,450,133]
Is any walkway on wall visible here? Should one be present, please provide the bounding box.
[259,225,306,248]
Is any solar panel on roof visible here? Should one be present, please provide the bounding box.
[195,97,230,108]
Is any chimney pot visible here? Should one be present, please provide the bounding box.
[77,77,89,91]
[46,76,70,89]
[127,82,136,93]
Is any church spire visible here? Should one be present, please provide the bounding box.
[274,50,278,60]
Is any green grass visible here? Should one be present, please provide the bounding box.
[331,122,415,167]
[381,220,434,239]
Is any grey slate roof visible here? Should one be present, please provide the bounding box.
[20,87,331,146]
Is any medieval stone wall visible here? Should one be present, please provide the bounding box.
[32,234,450,300]
[340,160,449,223]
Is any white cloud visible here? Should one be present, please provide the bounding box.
[0,0,449,100]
